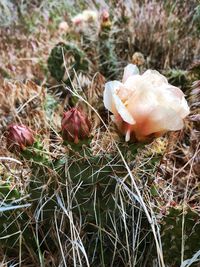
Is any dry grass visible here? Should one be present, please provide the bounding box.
[0,1,200,266]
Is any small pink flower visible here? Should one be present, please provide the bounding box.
[71,10,98,26]
[101,9,110,22]
[72,14,84,26]
[7,124,35,150]
[58,21,69,33]
[61,108,91,144]
[103,64,190,142]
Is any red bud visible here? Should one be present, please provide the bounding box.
[7,124,35,150]
[101,9,110,22]
[61,108,91,144]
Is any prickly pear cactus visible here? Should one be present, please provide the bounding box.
[0,182,20,202]
[0,172,36,253]
[161,205,200,266]
[52,143,153,266]
[21,141,49,164]
[98,22,118,79]
[64,149,123,221]
[22,140,148,266]
[165,69,188,88]
[47,42,89,83]
[0,125,157,266]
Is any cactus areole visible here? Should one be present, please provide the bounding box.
[61,108,91,144]
[7,124,35,150]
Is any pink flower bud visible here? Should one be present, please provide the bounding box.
[58,21,69,34]
[72,14,84,26]
[61,108,91,144]
[7,124,35,150]
[101,9,110,22]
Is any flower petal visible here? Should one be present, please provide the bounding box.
[142,69,168,86]
[72,14,85,24]
[126,89,158,122]
[155,84,190,119]
[141,106,184,136]
[113,94,135,124]
[165,86,190,118]
[179,97,190,118]
[104,81,122,113]
[82,10,98,21]
[125,128,131,142]
[124,74,151,92]
[122,64,139,83]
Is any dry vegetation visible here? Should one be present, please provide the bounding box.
[0,0,200,266]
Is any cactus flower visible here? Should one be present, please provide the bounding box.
[103,64,190,141]
[82,10,98,22]
[58,21,69,34]
[72,10,98,26]
[72,14,85,26]
[61,108,91,144]
[7,124,35,150]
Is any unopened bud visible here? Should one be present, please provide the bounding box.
[58,21,69,34]
[100,9,111,29]
[61,108,91,144]
[101,9,110,22]
[132,52,145,66]
[7,124,35,150]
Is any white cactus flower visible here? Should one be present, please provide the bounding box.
[104,64,190,141]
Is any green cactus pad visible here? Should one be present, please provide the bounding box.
[161,205,200,266]
[47,42,89,83]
